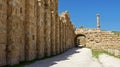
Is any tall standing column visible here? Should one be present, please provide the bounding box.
[55,0,58,55]
[96,14,100,30]
[56,15,60,54]
[63,22,66,51]
[7,0,25,65]
[19,0,26,62]
[51,0,56,55]
[61,21,64,52]
[37,0,45,59]
[51,11,56,55]
[44,0,51,56]
[25,0,37,61]
[59,18,62,53]
[0,0,7,66]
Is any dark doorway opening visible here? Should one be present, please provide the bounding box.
[75,34,86,47]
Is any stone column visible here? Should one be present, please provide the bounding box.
[7,0,26,65]
[59,18,62,53]
[44,0,51,57]
[51,0,56,55]
[19,0,26,62]
[96,14,100,30]
[71,24,75,47]
[70,23,75,48]
[51,11,56,55]
[63,22,65,51]
[66,23,68,50]
[60,13,66,52]
[61,20,63,53]
[59,17,62,53]
[56,15,60,54]
[37,0,45,59]
[25,0,37,61]
[0,0,7,66]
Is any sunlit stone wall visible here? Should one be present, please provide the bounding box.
[75,28,120,56]
[0,0,75,66]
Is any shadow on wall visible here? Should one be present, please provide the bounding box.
[25,48,80,67]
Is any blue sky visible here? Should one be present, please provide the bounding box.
[58,0,120,31]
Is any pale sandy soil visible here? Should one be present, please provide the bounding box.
[25,48,120,67]
[99,54,120,67]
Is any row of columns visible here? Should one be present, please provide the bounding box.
[59,11,75,51]
[0,0,75,66]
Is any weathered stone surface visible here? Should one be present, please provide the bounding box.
[25,0,37,61]
[59,18,63,53]
[59,11,75,52]
[19,0,26,62]
[44,0,52,57]
[7,0,25,65]
[75,28,120,56]
[56,15,60,54]
[0,0,7,66]
[51,0,57,55]
[37,0,45,59]
[0,0,75,66]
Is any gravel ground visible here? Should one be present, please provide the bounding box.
[25,48,120,67]
[99,54,120,67]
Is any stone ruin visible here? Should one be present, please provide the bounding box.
[0,0,120,66]
[0,0,75,66]
[75,14,120,57]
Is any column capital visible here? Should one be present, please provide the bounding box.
[96,14,100,16]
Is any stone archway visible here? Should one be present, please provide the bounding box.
[75,34,86,47]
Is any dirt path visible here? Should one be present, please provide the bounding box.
[25,48,120,67]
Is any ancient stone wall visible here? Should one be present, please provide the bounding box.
[19,0,26,62]
[75,28,120,56]
[60,11,75,52]
[25,0,37,61]
[0,0,7,66]
[86,31,120,56]
[7,0,26,65]
[56,15,60,54]
[51,0,55,55]
[37,0,45,59]
[0,0,75,66]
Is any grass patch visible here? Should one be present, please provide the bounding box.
[92,50,120,59]
[92,50,107,58]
